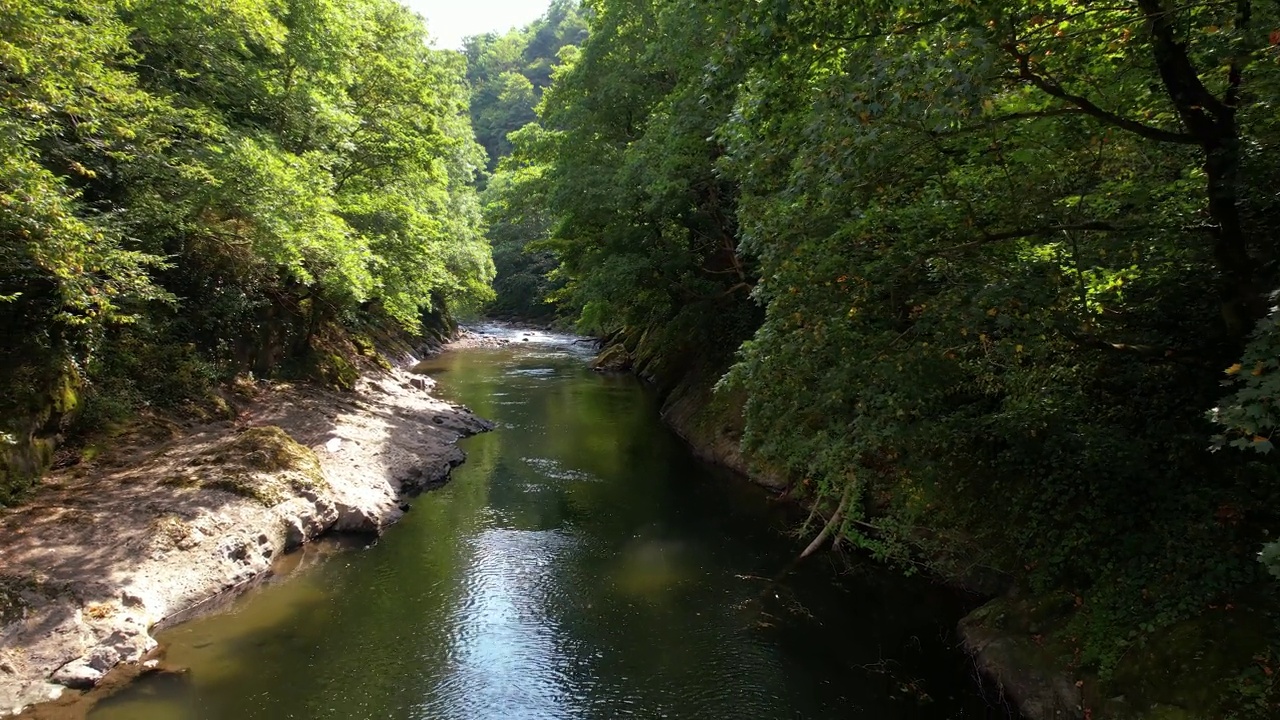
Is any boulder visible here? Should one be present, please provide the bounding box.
[50,659,102,690]
[333,500,401,534]
[279,496,338,550]
[50,645,119,690]
[590,344,632,373]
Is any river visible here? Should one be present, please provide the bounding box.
[90,325,999,719]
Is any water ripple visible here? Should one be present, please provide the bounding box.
[420,529,583,720]
[522,457,599,483]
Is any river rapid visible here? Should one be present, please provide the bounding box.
[90,325,1001,720]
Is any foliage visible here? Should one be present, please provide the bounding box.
[516,0,762,366]
[482,155,561,319]
[1212,299,1280,453]
[463,0,588,169]
[465,1,588,320]
[528,0,1280,714]
[0,0,493,501]
[1262,541,1280,580]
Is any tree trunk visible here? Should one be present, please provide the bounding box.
[1205,139,1254,334]
[1138,0,1256,334]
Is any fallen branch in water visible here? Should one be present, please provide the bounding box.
[747,481,858,606]
[799,482,854,559]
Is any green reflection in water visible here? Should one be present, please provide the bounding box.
[91,330,996,720]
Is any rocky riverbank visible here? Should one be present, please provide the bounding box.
[0,360,490,716]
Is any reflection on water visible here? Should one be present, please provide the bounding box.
[91,324,997,720]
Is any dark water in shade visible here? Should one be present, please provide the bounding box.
[90,325,1002,720]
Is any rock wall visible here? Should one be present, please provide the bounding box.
[0,369,81,507]
[656,368,785,491]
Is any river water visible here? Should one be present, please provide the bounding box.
[91,326,998,720]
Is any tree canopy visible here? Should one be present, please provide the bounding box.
[1,0,492,502]
[509,0,1280,714]
[464,0,588,169]
[8,0,1280,713]
[466,0,588,320]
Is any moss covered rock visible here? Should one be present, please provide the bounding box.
[0,437,54,507]
[1097,605,1272,719]
[961,593,1277,720]
[315,353,359,390]
[0,366,83,505]
[960,595,1084,720]
[590,344,632,373]
[196,426,328,506]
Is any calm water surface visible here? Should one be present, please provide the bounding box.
[92,326,997,720]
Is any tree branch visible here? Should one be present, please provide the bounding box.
[924,108,1087,139]
[982,220,1124,243]
[930,220,1129,258]
[1007,49,1199,144]
[1136,0,1233,124]
[805,16,952,46]
[799,482,854,560]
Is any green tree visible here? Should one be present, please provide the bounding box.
[467,1,588,319]
[528,0,758,374]
[0,0,493,502]
[527,0,1280,713]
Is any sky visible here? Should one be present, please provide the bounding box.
[400,0,552,50]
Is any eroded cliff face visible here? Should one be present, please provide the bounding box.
[657,370,785,492]
[591,336,783,492]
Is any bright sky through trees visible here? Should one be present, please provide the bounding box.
[401,0,552,49]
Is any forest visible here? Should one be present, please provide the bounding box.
[5,0,1280,716]
[0,0,492,502]
[467,0,586,320]
[488,0,1280,716]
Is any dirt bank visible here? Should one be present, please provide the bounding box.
[0,361,490,716]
